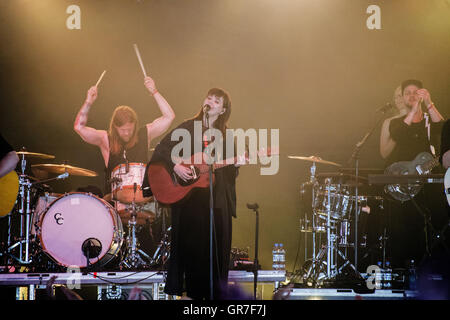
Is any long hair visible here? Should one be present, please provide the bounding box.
[108,106,139,155]
[191,88,231,135]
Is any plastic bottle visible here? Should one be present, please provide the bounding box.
[384,261,392,289]
[376,261,384,288]
[272,243,279,270]
[278,243,286,270]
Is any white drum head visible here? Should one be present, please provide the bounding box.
[39,193,116,268]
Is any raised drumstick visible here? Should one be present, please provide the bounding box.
[95,70,107,87]
[133,44,147,77]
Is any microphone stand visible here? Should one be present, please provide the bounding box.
[247,203,260,300]
[204,111,215,300]
[348,106,390,274]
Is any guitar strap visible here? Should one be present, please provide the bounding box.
[424,112,436,156]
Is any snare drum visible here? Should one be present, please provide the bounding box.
[37,192,123,268]
[111,163,152,204]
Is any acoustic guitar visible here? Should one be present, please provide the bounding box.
[147,148,278,204]
[0,170,19,216]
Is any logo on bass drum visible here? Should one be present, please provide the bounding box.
[54,213,64,225]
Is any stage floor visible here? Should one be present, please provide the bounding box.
[0,269,421,300]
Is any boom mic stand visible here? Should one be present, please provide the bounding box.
[348,104,391,273]
[247,203,260,299]
[204,111,215,300]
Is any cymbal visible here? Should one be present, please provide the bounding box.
[31,164,98,177]
[17,151,55,159]
[288,155,341,167]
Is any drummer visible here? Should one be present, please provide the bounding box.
[74,75,175,198]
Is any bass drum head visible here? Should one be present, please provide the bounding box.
[38,192,122,268]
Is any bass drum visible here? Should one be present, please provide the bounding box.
[37,192,123,268]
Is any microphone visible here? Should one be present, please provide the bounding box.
[203,104,211,113]
[57,172,69,180]
[82,238,102,259]
[376,102,393,113]
[247,203,259,210]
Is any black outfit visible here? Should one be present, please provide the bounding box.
[104,126,149,194]
[149,119,238,300]
[386,117,443,167]
[385,116,446,268]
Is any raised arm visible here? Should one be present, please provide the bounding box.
[74,86,107,147]
[143,76,176,142]
[417,88,444,123]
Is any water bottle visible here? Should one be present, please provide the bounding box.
[376,261,385,288]
[272,243,279,270]
[278,243,286,270]
[408,260,417,291]
[384,261,392,289]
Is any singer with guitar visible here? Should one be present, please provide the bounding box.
[147,88,241,300]
[382,79,445,269]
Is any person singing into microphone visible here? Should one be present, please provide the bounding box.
[381,79,445,270]
[147,88,241,300]
[383,79,444,167]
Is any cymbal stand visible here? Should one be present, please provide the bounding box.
[309,162,318,278]
[120,183,151,269]
[7,154,34,265]
[325,179,334,278]
[301,161,330,285]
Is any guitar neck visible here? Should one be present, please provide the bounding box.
[194,147,278,174]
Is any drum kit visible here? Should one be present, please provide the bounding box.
[1,149,170,272]
[289,155,385,287]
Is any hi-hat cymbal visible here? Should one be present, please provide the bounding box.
[31,164,98,177]
[17,151,55,159]
[288,155,341,167]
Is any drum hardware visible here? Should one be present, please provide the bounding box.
[301,245,328,287]
[298,175,370,287]
[291,156,343,287]
[3,150,57,266]
[119,183,152,269]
